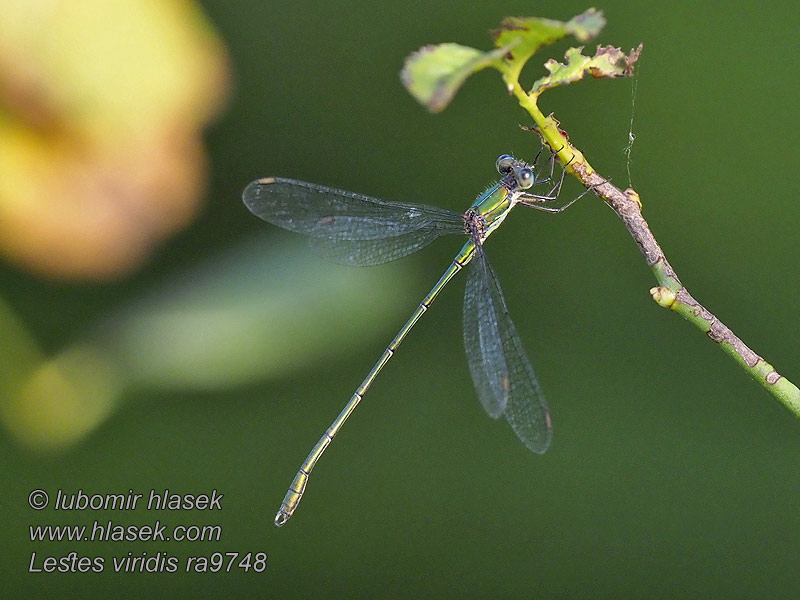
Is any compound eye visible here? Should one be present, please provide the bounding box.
[495,154,514,174]
[515,167,534,189]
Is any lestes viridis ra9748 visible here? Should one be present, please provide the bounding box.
[243,149,590,527]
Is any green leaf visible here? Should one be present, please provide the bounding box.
[0,298,124,452]
[9,345,123,452]
[401,9,606,113]
[491,9,605,65]
[530,44,643,98]
[400,43,508,113]
[564,8,608,42]
[101,236,418,391]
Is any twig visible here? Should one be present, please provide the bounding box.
[570,162,800,417]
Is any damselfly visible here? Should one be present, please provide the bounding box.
[243,150,585,526]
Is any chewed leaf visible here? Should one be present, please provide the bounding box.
[531,44,643,98]
[564,9,607,42]
[491,9,605,67]
[401,43,508,113]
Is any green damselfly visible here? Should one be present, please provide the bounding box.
[243,150,584,526]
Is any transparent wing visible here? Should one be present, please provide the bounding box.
[463,246,509,419]
[463,243,553,454]
[243,178,465,266]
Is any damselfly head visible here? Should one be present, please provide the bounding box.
[495,154,536,190]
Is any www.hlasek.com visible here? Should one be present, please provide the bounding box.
[27,488,267,574]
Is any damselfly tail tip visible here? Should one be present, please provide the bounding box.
[274,510,290,527]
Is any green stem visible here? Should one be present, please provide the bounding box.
[507,77,591,174]
[667,287,800,415]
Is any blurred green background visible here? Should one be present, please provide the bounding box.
[3,0,800,597]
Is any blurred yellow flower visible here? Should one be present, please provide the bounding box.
[0,0,230,278]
